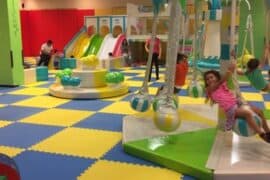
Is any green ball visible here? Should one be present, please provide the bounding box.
[63,68,72,76]
[55,71,65,78]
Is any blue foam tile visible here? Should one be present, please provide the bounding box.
[121,94,134,101]
[0,94,33,104]
[0,86,24,94]
[182,175,197,180]
[179,89,188,96]
[103,142,160,167]
[263,94,270,101]
[37,82,54,88]
[128,87,139,92]
[239,86,259,93]
[0,123,63,148]
[131,66,146,70]
[14,151,95,180]
[57,99,113,111]
[74,113,123,132]
[247,101,265,109]
[128,76,145,81]
[122,72,141,77]
[0,106,44,121]
[149,82,164,87]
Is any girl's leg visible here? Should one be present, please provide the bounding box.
[235,107,264,134]
[249,105,270,133]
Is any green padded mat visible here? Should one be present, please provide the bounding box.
[123,128,217,180]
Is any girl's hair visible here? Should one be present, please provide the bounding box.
[203,70,221,87]
[177,53,188,63]
[247,58,259,71]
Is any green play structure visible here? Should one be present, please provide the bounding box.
[0,0,24,86]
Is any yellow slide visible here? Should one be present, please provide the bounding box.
[72,33,92,59]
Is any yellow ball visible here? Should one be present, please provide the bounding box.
[153,101,180,132]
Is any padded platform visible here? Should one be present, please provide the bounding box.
[122,104,219,179]
[49,83,128,99]
[72,69,107,88]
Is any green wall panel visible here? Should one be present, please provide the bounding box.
[238,0,266,59]
[0,0,23,86]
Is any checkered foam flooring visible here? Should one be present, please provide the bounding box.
[0,66,270,180]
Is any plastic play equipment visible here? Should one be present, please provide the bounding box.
[123,1,270,180]
[130,0,166,114]
[238,0,255,69]
[233,106,262,137]
[97,34,119,60]
[49,54,128,99]
[0,153,20,180]
[187,0,205,98]
[82,34,104,57]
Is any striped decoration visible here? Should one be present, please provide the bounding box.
[233,113,262,137]
[130,95,151,112]
[152,96,178,112]
[187,81,204,98]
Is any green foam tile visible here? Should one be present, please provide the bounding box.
[123,128,217,180]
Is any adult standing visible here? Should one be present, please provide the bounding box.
[145,36,162,81]
[38,40,53,66]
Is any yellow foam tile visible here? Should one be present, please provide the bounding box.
[136,74,148,78]
[265,102,270,109]
[8,87,48,96]
[0,120,13,128]
[0,104,6,108]
[0,146,24,157]
[105,94,129,101]
[178,96,205,104]
[148,87,159,95]
[49,69,59,74]
[99,101,138,115]
[24,81,48,87]
[30,128,121,158]
[20,108,93,127]
[125,80,143,87]
[241,92,263,102]
[13,96,70,108]
[78,160,181,180]
[121,69,146,74]
[179,109,217,126]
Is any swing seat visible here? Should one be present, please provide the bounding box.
[233,113,262,137]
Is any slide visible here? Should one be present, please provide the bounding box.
[64,26,87,57]
[72,34,92,58]
[97,34,119,60]
[112,34,126,57]
[82,34,104,57]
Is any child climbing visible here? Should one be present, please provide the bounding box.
[237,58,270,91]
[203,63,270,143]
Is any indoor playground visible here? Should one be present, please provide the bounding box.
[0,0,270,180]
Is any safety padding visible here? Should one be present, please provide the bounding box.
[59,58,77,69]
[72,69,107,88]
[24,68,37,84]
[36,66,48,81]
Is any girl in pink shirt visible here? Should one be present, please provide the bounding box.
[203,64,270,143]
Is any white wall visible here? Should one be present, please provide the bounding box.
[20,0,152,10]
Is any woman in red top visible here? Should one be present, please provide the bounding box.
[145,36,162,81]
